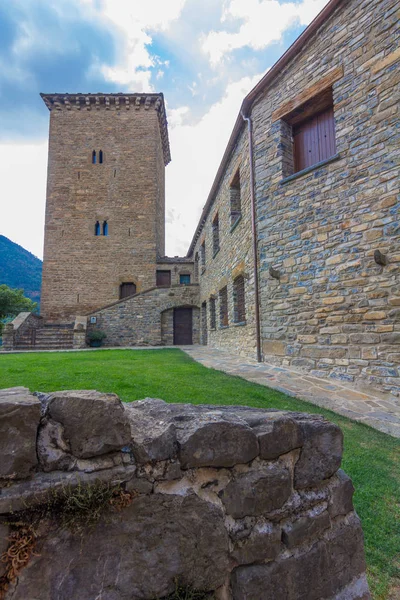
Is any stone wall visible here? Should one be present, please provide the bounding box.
[40,94,169,322]
[251,0,400,393]
[0,387,370,600]
[88,284,200,346]
[191,130,258,359]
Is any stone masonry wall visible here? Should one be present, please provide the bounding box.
[250,0,400,394]
[192,130,258,359]
[88,284,200,346]
[0,387,370,600]
[41,95,167,322]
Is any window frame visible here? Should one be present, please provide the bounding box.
[230,168,242,229]
[212,213,220,258]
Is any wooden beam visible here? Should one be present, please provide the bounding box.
[271,65,344,122]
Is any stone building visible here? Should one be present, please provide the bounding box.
[3,0,399,395]
[189,0,400,395]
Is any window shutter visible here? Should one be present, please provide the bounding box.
[210,297,216,329]
[219,287,228,327]
[234,276,246,323]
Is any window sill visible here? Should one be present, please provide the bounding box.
[280,153,341,185]
[233,321,246,327]
[219,325,229,330]
[213,248,220,259]
[230,215,242,233]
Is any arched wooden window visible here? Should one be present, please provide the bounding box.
[94,221,100,236]
[99,150,103,164]
[92,150,96,164]
[233,275,246,323]
[120,282,136,299]
[102,221,108,236]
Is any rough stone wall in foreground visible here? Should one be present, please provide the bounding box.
[251,0,400,393]
[0,387,370,600]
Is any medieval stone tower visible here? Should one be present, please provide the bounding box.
[40,93,170,321]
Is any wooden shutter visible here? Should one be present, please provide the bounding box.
[120,282,136,299]
[219,287,228,327]
[234,276,245,323]
[156,270,171,286]
[293,105,336,172]
[210,297,216,329]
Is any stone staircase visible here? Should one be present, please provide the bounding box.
[14,323,74,351]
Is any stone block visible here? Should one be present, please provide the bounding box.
[37,418,75,472]
[282,508,331,548]
[0,387,41,479]
[329,469,355,518]
[46,390,131,459]
[231,520,281,565]
[220,464,292,518]
[178,413,259,469]
[125,405,177,463]
[231,514,367,600]
[294,416,343,489]
[254,416,303,460]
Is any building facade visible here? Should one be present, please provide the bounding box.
[40,93,171,321]
[4,0,399,396]
[188,0,400,394]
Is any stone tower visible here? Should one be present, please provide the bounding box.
[40,93,170,321]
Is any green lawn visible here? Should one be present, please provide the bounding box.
[0,348,399,599]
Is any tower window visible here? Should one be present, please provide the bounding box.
[92,150,96,164]
[99,150,103,164]
[95,221,100,236]
[102,221,108,236]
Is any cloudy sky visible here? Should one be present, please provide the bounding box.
[0,0,329,259]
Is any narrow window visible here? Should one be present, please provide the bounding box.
[92,150,96,164]
[219,286,228,328]
[212,213,220,257]
[230,169,241,227]
[102,221,108,236]
[209,297,216,330]
[77,293,80,303]
[180,274,191,285]
[78,171,80,180]
[119,282,136,299]
[114,169,117,177]
[99,150,103,164]
[194,252,199,280]
[156,270,171,287]
[95,221,100,236]
[200,241,206,270]
[201,301,207,345]
[233,275,246,323]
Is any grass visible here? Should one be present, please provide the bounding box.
[0,348,399,599]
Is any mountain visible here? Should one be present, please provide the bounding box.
[0,235,42,304]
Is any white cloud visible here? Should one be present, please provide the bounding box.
[203,0,329,65]
[90,0,188,90]
[0,141,48,259]
[165,73,262,256]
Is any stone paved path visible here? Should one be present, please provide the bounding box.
[182,345,400,439]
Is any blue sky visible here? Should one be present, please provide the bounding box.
[0,0,329,258]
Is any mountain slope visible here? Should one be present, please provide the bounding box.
[0,235,42,304]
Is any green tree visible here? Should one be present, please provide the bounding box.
[0,285,37,334]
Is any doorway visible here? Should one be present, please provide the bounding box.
[173,307,193,345]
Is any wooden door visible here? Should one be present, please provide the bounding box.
[120,282,136,299]
[174,308,193,345]
[156,270,171,287]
